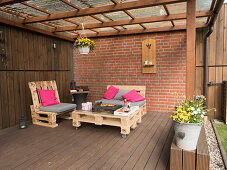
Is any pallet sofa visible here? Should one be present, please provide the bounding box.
[28,80,76,128]
[95,85,147,117]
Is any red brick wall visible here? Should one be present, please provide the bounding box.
[73,31,186,113]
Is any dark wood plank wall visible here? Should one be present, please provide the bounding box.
[0,25,72,129]
[195,4,227,120]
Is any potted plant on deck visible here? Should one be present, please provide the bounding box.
[74,37,95,54]
[171,95,207,151]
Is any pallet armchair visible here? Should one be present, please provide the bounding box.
[28,80,76,128]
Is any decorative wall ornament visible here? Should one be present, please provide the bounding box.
[142,39,156,73]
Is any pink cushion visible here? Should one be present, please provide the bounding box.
[103,85,119,100]
[122,89,145,102]
[38,89,60,107]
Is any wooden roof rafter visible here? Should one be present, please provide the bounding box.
[72,23,207,38]
[22,0,186,24]
[110,0,146,30]
[74,0,124,33]
[163,4,175,27]
[52,10,212,32]
[0,0,218,41]
[0,3,74,41]
[59,0,103,25]
[0,17,74,41]
[0,7,58,29]
[0,0,28,7]
[21,1,81,28]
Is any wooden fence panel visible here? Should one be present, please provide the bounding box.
[0,24,72,129]
[195,4,227,120]
[0,72,9,128]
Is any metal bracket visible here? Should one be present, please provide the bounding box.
[208,81,224,86]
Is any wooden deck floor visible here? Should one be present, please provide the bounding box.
[0,112,173,170]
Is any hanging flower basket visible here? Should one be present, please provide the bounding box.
[171,95,207,151]
[78,46,90,54]
[74,37,95,55]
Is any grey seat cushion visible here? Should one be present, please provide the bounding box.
[130,100,145,107]
[95,99,145,107]
[113,89,131,100]
[40,103,77,113]
[95,99,124,106]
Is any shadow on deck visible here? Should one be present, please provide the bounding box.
[0,112,173,170]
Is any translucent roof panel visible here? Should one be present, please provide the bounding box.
[128,6,166,18]
[92,27,116,32]
[196,17,208,24]
[2,3,46,17]
[167,0,212,14]
[28,0,76,14]
[123,24,142,30]
[104,11,131,21]
[81,0,113,7]
[67,0,89,9]
[69,16,102,24]
[48,19,76,27]
[173,19,186,26]
[94,14,112,22]
[143,21,172,28]
[75,29,96,35]
[196,0,212,11]
[115,0,139,3]
[166,2,186,14]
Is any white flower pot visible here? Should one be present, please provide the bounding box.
[173,121,202,150]
[78,46,90,54]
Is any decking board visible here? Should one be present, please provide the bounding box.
[88,112,154,170]
[0,112,173,170]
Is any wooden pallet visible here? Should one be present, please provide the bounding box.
[28,80,75,128]
[72,107,141,137]
[107,85,147,116]
[170,126,210,170]
[31,105,58,128]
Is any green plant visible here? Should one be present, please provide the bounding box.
[170,95,207,124]
[216,124,227,157]
[74,37,95,50]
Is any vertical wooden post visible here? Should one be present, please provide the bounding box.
[186,0,196,97]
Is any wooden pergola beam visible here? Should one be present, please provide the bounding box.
[0,17,74,42]
[21,2,52,15]
[60,0,104,24]
[112,26,121,31]
[72,23,207,38]
[52,10,211,32]
[186,0,196,97]
[163,4,175,27]
[0,8,58,29]
[110,0,146,29]
[61,0,124,35]
[0,0,28,6]
[23,0,186,24]
[60,0,81,10]
[139,24,147,29]
[21,1,81,27]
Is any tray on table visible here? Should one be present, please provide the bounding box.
[92,102,122,113]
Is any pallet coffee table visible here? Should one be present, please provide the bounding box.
[72,106,141,138]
